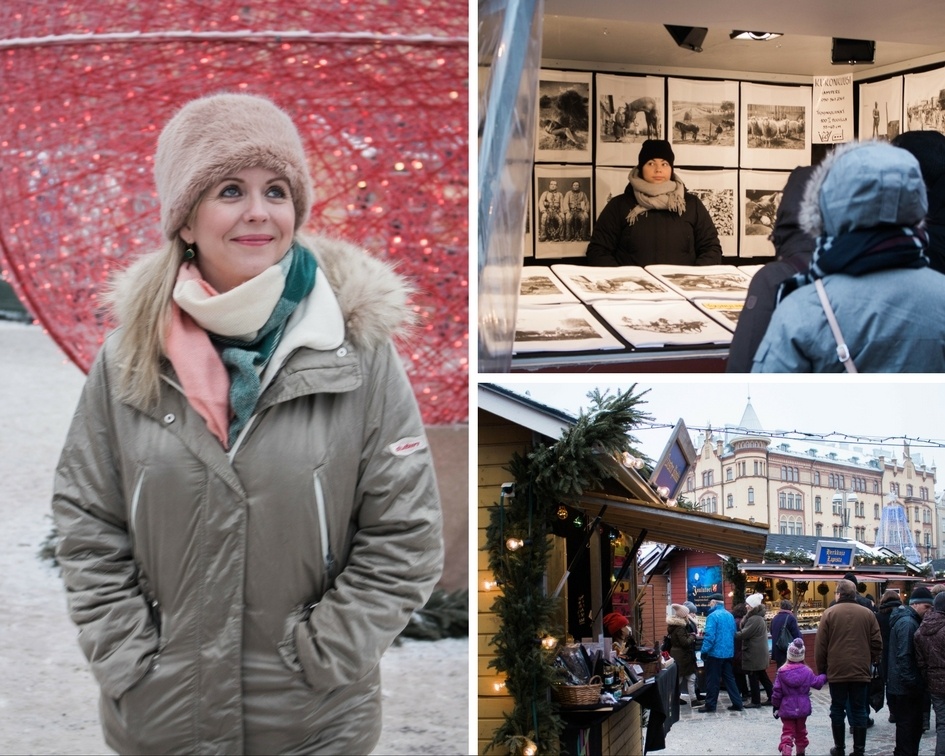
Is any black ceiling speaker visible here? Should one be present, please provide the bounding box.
[832,38,875,64]
[665,25,708,53]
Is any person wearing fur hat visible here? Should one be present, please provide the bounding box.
[735,592,774,707]
[915,591,945,755]
[586,138,722,266]
[771,638,828,756]
[667,603,699,704]
[51,93,443,755]
[887,585,934,755]
[893,130,945,275]
[752,139,945,372]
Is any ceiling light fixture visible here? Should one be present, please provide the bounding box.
[665,25,708,53]
[730,30,783,41]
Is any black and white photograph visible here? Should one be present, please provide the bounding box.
[534,164,593,259]
[536,69,592,163]
[518,266,579,305]
[674,168,738,257]
[858,76,904,141]
[904,65,945,134]
[738,169,791,257]
[645,263,754,299]
[593,165,630,220]
[550,263,682,302]
[513,303,623,352]
[595,73,665,166]
[593,300,734,348]
[668,78,739,167]
[739,82,813,169]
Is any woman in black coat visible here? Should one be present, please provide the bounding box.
[586,139,722,267]
[769,599,803,668]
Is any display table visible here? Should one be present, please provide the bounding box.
[558,666,679,755]
[512,346,729,372]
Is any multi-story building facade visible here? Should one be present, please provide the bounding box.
[683,401,940,560]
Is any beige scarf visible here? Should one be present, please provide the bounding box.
[625,168,687,226]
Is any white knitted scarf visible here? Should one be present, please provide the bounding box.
[172,262,286,341]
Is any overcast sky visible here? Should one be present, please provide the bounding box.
[485,379,945,478]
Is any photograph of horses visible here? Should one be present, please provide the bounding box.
[668,78,740,168]
[595,73,665,166]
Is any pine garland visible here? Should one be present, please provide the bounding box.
[484,388,651,755]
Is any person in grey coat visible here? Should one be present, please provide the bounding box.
[752,139,945,372]
[51,93,443,755]
[735,592,774,707]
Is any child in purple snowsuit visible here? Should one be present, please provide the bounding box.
[771,638,827,756]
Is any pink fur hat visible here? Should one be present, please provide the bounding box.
[154,93,313,240]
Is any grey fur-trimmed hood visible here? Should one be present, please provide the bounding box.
[799,139,927,239]
[299,233,416,349]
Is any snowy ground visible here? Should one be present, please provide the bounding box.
[0,320,468,755]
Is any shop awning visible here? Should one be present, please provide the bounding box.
[574,454,770,561]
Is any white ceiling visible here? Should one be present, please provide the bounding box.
[541,0,945,79]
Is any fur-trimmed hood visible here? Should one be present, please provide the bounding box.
[799,139,927,239]
[666,615,688,628]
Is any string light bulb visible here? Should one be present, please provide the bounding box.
[621,451,645,470]
[540,635,558,650]
[506,537,525,552]
[522,739,538,756]
[657,486,671,499]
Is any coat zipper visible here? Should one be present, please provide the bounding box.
[313,472,335,583]
[130,469,145,543]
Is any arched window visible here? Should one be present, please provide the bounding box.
[874,503,879,519]
[727,494,734,509]
[748,487,755,505]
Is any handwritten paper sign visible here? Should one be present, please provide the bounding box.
[813,74,854,143]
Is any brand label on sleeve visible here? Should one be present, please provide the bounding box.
[389,435,427,457]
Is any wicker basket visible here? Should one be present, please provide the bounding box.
[638,660,662,679]
[551,676,603,707]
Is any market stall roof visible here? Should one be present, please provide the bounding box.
[747,571,913,583]
[578,453,770,561]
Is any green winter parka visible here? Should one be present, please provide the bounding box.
[52,235,444,755]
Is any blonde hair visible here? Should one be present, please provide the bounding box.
[102,237,187,408]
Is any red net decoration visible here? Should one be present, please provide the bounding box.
[0,1,468,425]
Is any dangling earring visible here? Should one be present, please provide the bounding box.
[183,246,196,260]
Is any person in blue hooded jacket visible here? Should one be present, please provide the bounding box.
[752,140,945,372]
[695,594,745,713]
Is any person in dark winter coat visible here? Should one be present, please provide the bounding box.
[667,603,698,704]
[727,165,815,372]
[586,139,722,267]
[887,586,934,756]
[915,591,945,756]
[876,589,903,722]
[770,599,804,668]
[752,139,945,372]
[892,130,945,276]
[772,638,828,756]
[735,593,774,706]
[815,579,882,756]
